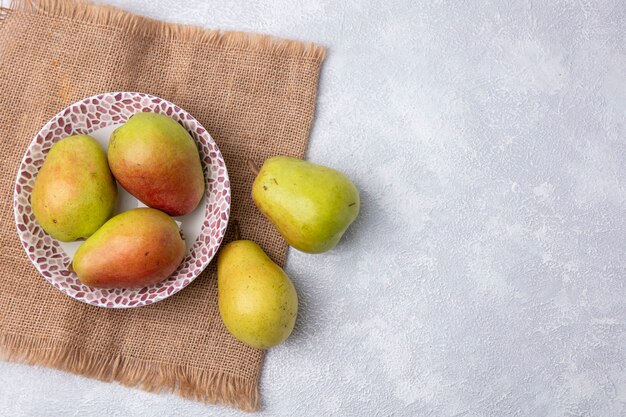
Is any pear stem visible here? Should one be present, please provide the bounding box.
[247,159,260,176]
[232,220,241,241]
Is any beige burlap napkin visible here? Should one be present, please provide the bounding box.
[0,0,324,411]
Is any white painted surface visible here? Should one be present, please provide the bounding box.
[1,0,625,416]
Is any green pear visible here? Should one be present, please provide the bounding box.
[31,134,117,242]
[73,208,186,289]
[251,156,360,253]
[218,240,298,349]
[108,112,205,216]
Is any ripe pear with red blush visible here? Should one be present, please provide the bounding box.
[108,112,205,216]
[72,208,185,289]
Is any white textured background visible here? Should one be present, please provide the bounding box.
[1,0,626,416]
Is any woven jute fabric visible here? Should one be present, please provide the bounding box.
[0,0,324,411]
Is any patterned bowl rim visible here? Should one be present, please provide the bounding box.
[13,91,231,308]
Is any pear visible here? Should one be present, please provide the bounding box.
[218,239,298,349]
[73,208,185,289]
[31,134,117,242]
[251,156,359,253]
[108,112,205,216]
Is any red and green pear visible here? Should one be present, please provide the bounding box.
[31,134,117,242]
[72,208,185,289]
[108,112,205,216]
